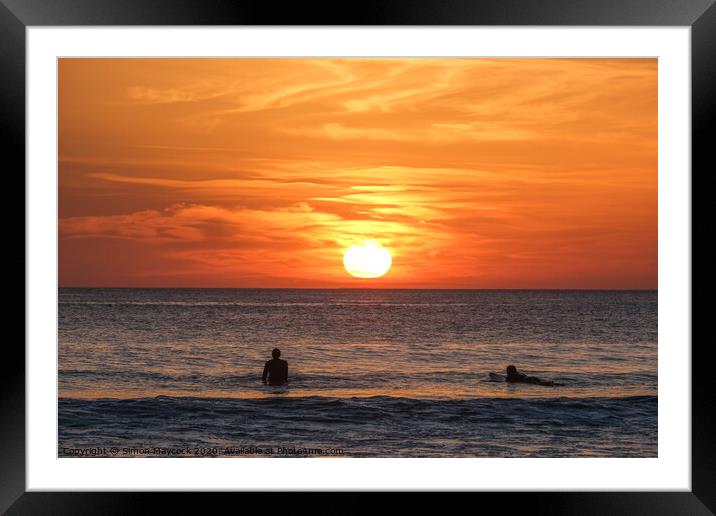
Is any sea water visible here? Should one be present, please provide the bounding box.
[58,288,657,457]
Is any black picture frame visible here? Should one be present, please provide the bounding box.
[6,0,713,512]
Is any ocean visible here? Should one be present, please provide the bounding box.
[58,288,657,457]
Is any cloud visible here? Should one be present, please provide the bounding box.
[282,122,535,143]
[59,58,657,288]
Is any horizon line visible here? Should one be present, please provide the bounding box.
[58,286,658,291]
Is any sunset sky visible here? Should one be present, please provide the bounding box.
[59,58,657,289]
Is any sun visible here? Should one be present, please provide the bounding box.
[343,241,392,279]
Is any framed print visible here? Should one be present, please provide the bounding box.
[7,0,713,512]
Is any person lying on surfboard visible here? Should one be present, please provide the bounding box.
[505,365,555,386]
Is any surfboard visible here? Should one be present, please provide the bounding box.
[488,372,506,382]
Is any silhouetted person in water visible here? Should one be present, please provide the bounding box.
[262,348,288,386]
[505,365,555,386]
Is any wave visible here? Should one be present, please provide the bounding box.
[59,395,657,426]
[58,395,657,458]
[58,368,658,392]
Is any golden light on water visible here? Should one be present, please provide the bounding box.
[343,241,392,279]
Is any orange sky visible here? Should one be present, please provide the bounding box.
[58,58,657,289]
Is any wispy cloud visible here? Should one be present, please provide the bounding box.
[58,58,657,288]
